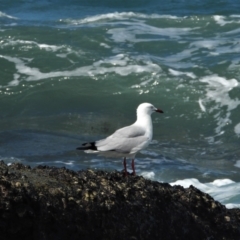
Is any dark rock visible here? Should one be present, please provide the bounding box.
[0,160,239,240]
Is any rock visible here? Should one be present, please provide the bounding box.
[0,160,239,240]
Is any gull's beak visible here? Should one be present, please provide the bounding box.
[155,108,164,113]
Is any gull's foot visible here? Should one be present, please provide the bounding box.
[121,169,130,177]
[130,171,136,176]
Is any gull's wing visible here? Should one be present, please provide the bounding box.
[95,124,148,154]
[110,125,145,138]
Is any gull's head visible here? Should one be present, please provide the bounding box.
[137,103,164,116]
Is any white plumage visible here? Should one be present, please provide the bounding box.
[77,103,163,175]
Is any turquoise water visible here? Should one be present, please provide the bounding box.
[1,1,240,208]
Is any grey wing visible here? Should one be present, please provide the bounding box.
[95,125,148,154]
[111,125,146,138]
[96,136,149,154]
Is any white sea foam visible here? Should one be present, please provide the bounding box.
[200,75,238,91]
[0,54,161,87]
[169,69,196,79]
[210,179,235,186]
[38,44,62,51]
[190,40,222,49]
[213,15,228,26]
[55,160,74,166]
[1,39,66,52]
[234,160,240,168]
[225,28,240,35]
[228,57,240,71]
[234,123,240,136]
[198,99,206,112]
[170,178,240,209]
[214,15,240,26]
[226,203,240,208]
[131,72,161,90]
[200,74,240,135]
[159,49,196,69]
[213,15,230,26]
[191,39,240,56]
[63,12,180,25]
[100,43,111,48]
[140,171,155,179]
[0,11,18,19]
[108,22,193,43]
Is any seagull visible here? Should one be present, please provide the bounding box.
[76,103,163,176]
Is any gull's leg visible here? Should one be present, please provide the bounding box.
[131,159,136,176]
[123,157,128,176]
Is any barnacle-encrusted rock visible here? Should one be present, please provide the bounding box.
[0,160,239,240]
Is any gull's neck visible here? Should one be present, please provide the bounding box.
[135,112,153,139]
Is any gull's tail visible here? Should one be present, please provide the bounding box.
[76,142,97,151]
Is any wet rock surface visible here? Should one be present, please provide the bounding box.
[0,161,239,240]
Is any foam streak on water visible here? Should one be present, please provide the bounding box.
[170,179,240,209]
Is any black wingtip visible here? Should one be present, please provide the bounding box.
[76,142,97,151]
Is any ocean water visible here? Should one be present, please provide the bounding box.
[1,0,240,208]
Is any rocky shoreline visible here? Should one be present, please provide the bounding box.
[0,161,239,240]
